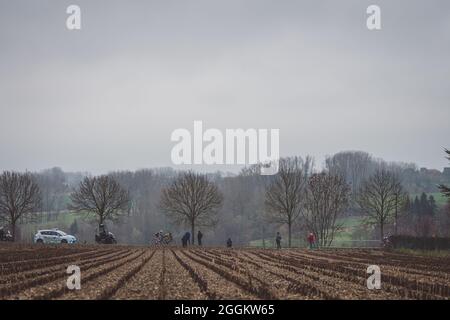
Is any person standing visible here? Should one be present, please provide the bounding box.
[182,232,191,248]
[307,232,316,250]
[276,232,282,249]
[226,238,232,248]
[197,230,203,246]
[181,234,186,248]
[186,232,191,245]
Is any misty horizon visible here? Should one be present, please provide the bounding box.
[8,148,449,176]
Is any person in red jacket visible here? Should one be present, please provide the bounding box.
[307,232,316,250]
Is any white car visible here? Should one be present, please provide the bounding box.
[34,229,77,244]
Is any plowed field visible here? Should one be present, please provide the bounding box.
[0,244,448,300]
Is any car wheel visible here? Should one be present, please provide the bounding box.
[61,239,68,244]
[36,239,44,244]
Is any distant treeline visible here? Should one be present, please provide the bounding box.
[3,150,450,245]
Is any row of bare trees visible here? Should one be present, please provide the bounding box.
[69,172,224,245]
[264,157,351,247]
[263,156,413,247]
[0,164,419,245]
[71,150,449,245]
[0,168,224,243]
[0,172,132,241]
[1,150,448,244]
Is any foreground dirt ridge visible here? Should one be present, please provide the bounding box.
[0,245,449,300]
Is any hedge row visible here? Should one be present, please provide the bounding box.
[389,235,450,250]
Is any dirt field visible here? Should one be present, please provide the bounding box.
[0,244,449,300]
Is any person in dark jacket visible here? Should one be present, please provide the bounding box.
[197,230,203,246]
[181,232,191,248]
[276,232,282,249]
[226,238,232,248]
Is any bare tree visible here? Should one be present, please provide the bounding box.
[302,172,350,247]
[357,169,401,240]
[0,171,41,241]
[159,171,223,244]
[265,156,312,247]
[69,175,130,225]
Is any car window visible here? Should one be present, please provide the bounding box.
[58,231,67,236]
[40,231,49,235]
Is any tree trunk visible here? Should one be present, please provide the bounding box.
[380,221,384,240]
[191,221,195,245]
[288,222,292,248]
[11,221,16,242]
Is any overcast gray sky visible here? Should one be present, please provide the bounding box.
[0,0,449,173]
